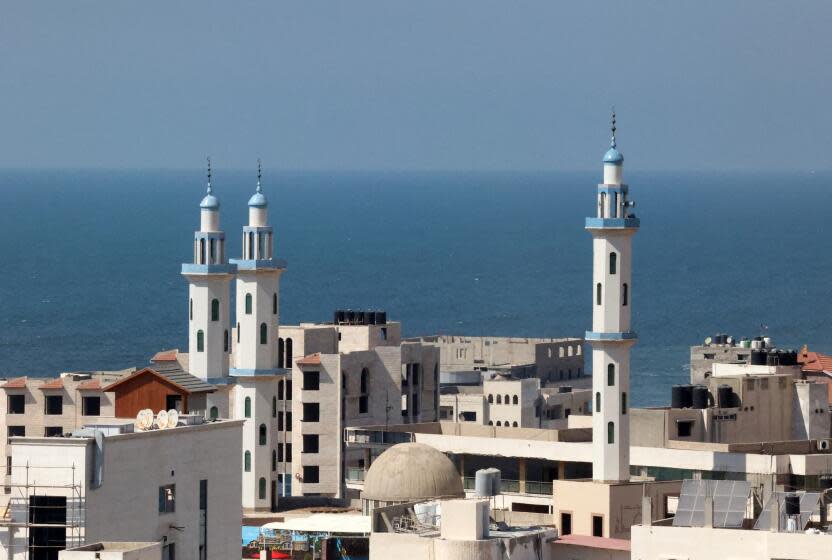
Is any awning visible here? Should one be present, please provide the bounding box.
[262,514,371,535]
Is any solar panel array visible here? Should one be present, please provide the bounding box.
[753,492,821,531]
[672,480,750,528]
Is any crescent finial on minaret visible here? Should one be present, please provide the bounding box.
[610,107,617,149]
[206,156,213,194]
[257,158,262,193]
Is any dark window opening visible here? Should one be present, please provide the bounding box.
[592,515,603,537]
[303,466,320,484]
[82,396,101,416]
[45,396,62,416]
[561,512,572,536]
[677,420,693,438]
[8,395,25,414]
[158,484,176,513]
[303,403,320,422]
[303,434,320,454]
[303,371,320,391]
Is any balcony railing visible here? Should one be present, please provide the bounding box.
[346,467,366,482]
[344,428,415,446]
[525,480,553,495]
[461,477,552,495]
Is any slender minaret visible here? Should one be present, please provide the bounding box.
[182,158,235,379]
[586,111,639,482]
[230,160,285,375]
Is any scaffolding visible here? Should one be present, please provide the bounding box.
[0,462,85,560]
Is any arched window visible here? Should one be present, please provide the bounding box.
[245,294,252,314]
[211,298,219,321]
[607,364,615,386]
[596,392,601,413]
[496,395,502,404]
[278,380,284,400]
[599,192,606,217]
[196,330,204,352]
[488,421,493,426]
[260,323,268,345]
[273,294,278,315]
[342,372,348,395]
[244,397,252,418]
[496,421,502,427]
[248,232,254,259]
[360,368,369,393]
[568,345,574,356]
[596,283,602,305]
[622,392,628,415]
[285,338,293,366]
[607,422,615,444]
[278,338,284,367]
[244,451,251,472]
[272,450,276,471]
[189,299,193,321]
[559,347,565,358]
[272,397,277,418]
[512,395,518,405]
[199,238,206,264]
[504,394,510,404]
[259,424,267,445]
[224,330,229,352]
[577,345,582,356]
[210,238,216,263]
[487,394,493,404]
[237,322,240,343]
[623,283,629,306]
[209,406,219,420]
[512,421,518,427]
[609,252,617,275]
[258,477,266,500]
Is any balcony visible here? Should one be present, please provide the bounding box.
[346,467,366,482]
[462,477,551,496]
[344,428,415,448]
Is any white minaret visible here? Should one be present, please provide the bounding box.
[586,112,639,482]
[230,160,286,375]
[182,158,234,380]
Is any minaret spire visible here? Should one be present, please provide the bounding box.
[256,158,262,193]
[206,156,213,194]
[610,108,617,149]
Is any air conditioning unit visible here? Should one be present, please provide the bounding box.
[816,439,832,452]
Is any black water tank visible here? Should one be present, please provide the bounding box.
[346,310,356,324]
[377,311,387,325]
[717,384,734,408]
[363,311,374,325]
[680,385,694,408]
[671,385,685,408]
[558,386,573,394]
[766,351,779,366]
[784,494,800,516]
[692,385,710,409]
[751,350,767,366]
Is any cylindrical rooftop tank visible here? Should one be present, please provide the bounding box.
[717,384,734,408]
[474,468,501,497]
[751,350,767,366]
[692,385,710,409]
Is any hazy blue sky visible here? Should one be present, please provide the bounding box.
[1,2,830,171]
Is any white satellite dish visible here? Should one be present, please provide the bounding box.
[142,409,154,430]
[167,409,179,429]
[156,410,169,429]
[135,411,146,431]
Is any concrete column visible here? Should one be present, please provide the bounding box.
[557,461,566,480]
[704,496,714,528]
[518,458,527,494]
[641,497,652,526]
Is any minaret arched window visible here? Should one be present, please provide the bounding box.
[258,477,266,500]
[595,392,601,413]
[285,338,293,366]
[210,238,216,264]
[237,322,241,343]
[622,283,628,306]
[496,395,502,404]
[278,380,284,400]
[504,394,510,405]
[260,323,268,345]
[199,238,206,264]
[512,395,518,405]
[244,397,252,418]
[211,299,220,321]
[622,392,628,415]
[245,294,253,314]
[607,422,615,444]
[224,330,229,352]
[609,252,617,275]
[596,283,602,305]
[209,406,219,420]
[278,338,285,367]
[487,394,493,403]
[259,424,267,445]
[599,192,606,218]
[189,299,193,321]
[607,364,615,386]
[272,397,277,418]
[248,232,254,259]
[244,451,251,472]
[273,294,278,315]
[197,330,204,352]
[272,450,276,472]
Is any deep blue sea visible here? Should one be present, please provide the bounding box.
[0,169,830,406]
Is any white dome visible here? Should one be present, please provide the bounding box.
[363,442,464,502]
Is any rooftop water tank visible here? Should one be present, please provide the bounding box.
[474,468,502,497]
[717,385,734,408]
[692,385,710,409]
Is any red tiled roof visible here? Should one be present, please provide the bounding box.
[800,349,832,374]
[553,534,631,552]
[296,353,322,366]
[151,349,179,362]
[1,377,27,389]
[77,379,103,390]
[39,378,64,390]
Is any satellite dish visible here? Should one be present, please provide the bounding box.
[704,337,713,345]
[135,411,146,431]
[167,409,179,429]
[142,409,154,429]
[156,410,169,429]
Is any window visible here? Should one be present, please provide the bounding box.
[360,368,369,393]
[607,422,615,444]
[272,397,277,418]
[259,424,267,445]
[596,283,602,305]
[244,397,252,418]
[189,299,193,321]
[286,443,292,462]
[412,364,420,386]
[258,478,266,500]
[211,299,219,321]
[244,451,251,472]
[82,396,101,416]
[273,294,278,315]
[45,395,63,415]
[303,434,320,453]
[512,421,518,427]
[158,484,176,513]
[278,412,284,431]
[7,426,24,438]
[359,396,369,414]
[609,252,617,275]
[224,330,229,352]
[622,283,628,306]
[272,450,277,471]
[278,380,284,400]
[278,445,284,463]
[677,420,693,438]
[199,480,207,560]
[303,371,320,391]
[303,403,320,422]
[560,513,572,535]
[286,380,292,399]
[197,330,204,352]
[503,394,510,404]
[496,421,502,427]
[622,392,627,415]
[592,515,603,537]
[278,339,284,368]
[460,411,477,422]
[209,406,219,420]
[259,323,268,345]
[237,323,240,343]
[496,395,502,404]
[245,294,252,314]
[607,364,615,386]
[595,392,601,414]
[303,466,320,484]
[512,395,518,405]
[44,427,63,437]
[487,394,493,403]
[7,395,24,414]
[285,338,293,367]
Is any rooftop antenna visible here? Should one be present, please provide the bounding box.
[256,158,262,193]
[206,156,213,194]
[610,107,617,149]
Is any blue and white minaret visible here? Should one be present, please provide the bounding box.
[230,160,287,376]
[182,158,235,380]
[586,112,639,482]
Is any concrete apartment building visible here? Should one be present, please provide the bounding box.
[439,376,591,428]
[410,335,586,387]
[0,417,243,560]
